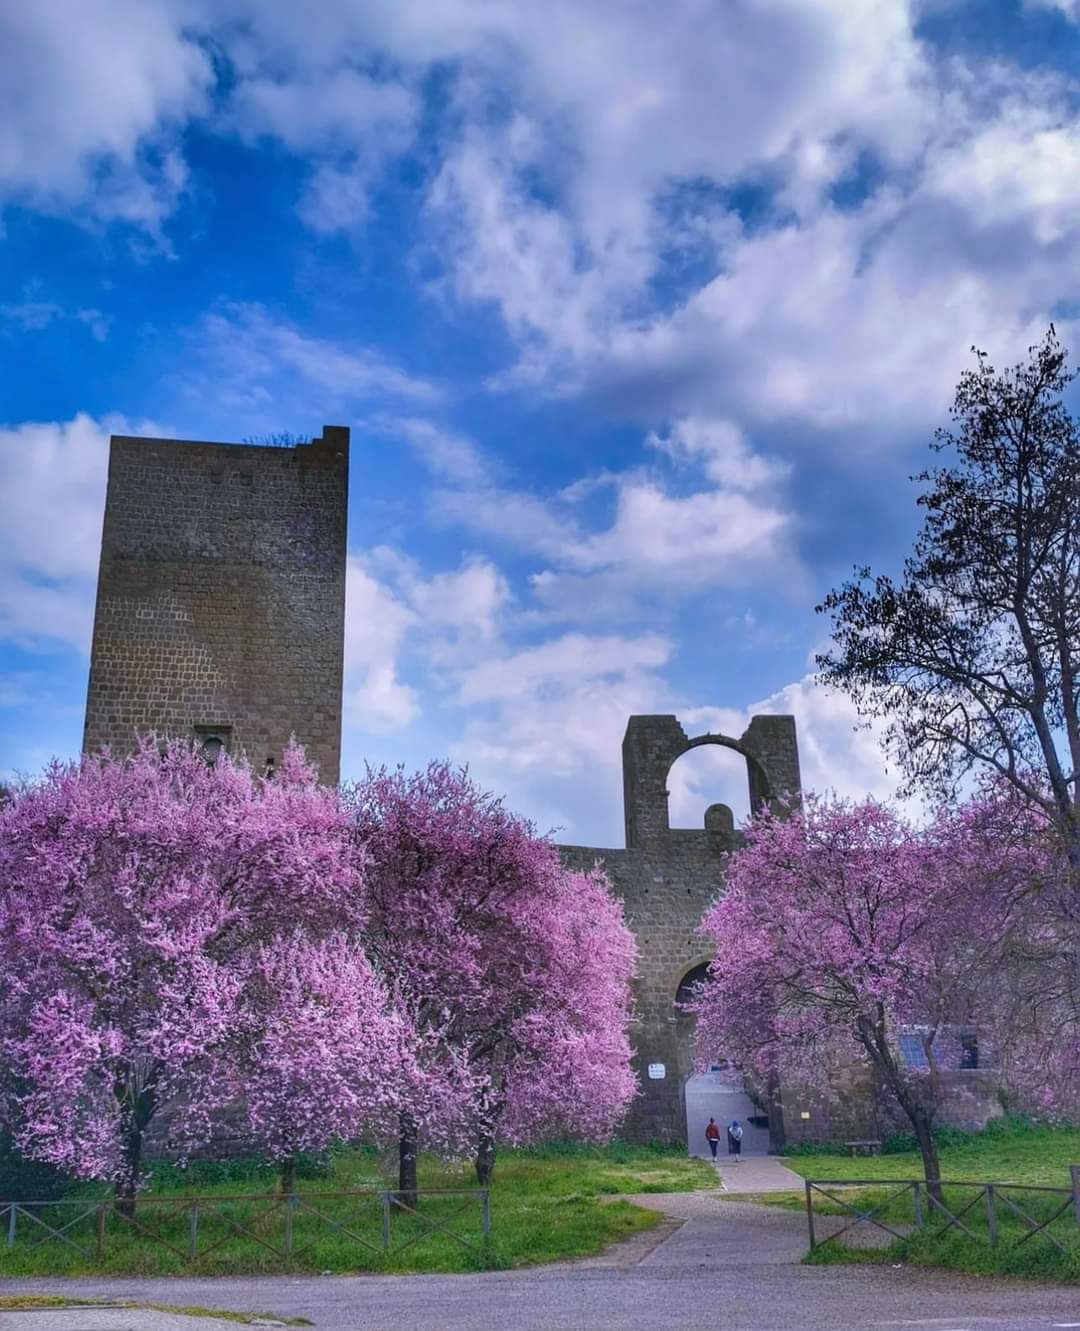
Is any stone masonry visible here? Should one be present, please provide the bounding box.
[83,428,349,783]
[559,713,1003,1149]
[559,713,801,1146]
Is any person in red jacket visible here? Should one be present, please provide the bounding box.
[705,1117,721,1160]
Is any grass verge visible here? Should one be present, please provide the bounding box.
[0,1141,714,1278]
[0,1295,311,1323]
[761,1122,1080,1284]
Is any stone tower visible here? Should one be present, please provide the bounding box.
[559,713,801,1147]
[83,427,349,782]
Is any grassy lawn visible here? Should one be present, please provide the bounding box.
[0,1141,715,1278]
[782,1121,1080,1189]
[766,1121,1080,1283]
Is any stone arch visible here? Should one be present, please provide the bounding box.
[672,960,713,1119]
[622,714,798,849]
[681,734,772,805]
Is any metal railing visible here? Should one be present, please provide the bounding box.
[1,1187,490,1267]
[805,1166,1080,1256]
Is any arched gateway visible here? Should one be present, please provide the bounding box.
[558,714,801,1152]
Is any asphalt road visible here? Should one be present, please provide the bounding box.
[3,1197,1078,1331]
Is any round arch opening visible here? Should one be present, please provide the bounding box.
[676,961,771,1160]
[666,740,759,830]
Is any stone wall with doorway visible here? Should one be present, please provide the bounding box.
[559,712,802,1146]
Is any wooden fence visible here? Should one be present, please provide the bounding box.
[1,1187,490,1267]
[805,1165,1080,1256]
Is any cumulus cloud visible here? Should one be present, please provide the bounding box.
[0,413,158,650]
[343,548,511,734]
[450,631,677,842]
[0,1,209,229]
[343,557,420,732]
[431,441,799,622]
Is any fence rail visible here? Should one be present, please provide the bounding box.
[0,1187,490,1268]
[805,1165,1080,1257]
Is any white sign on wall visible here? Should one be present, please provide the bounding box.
[647,1063,666,1080]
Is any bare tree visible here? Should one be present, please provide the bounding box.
[817,327,1080,869]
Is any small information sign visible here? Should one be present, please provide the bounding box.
[647,1063,666,1080]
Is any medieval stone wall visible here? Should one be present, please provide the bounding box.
[559,713,801,1145]
[83,428,349,783]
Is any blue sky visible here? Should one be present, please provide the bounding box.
[3,0,1080,845]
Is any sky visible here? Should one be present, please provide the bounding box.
[3,0,1080,847]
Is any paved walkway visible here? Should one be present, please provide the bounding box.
[4,1194,1079,1330]
[713,1154,806,1193]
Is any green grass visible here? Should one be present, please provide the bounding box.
[0,1141,714,1278]
[782,1119,1080,1189]
[767,1121,1080,1283]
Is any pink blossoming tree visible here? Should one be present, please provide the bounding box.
[229,931,414,1194]
[0,741,392,1204]
[349,763,637,1191]
[693,792,1041,1189]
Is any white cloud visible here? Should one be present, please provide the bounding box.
[450,631,677,842]
[458,632,671,705]
[181,304,438,424]
[0,0,209,228]
[1026,0,1080,17]
[435,464,798,622]
[343,556,420,732]
[648,418,789,491]
[1,302,112,341]
[0,413,158,651]
[0,302,63,332]
[366,415,492,486]
[232,68,418,229]
[342,548,511,733]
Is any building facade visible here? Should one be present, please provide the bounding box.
[83,428,349,782]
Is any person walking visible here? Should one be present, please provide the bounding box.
[727,1119,743,1163]
[705,1117,721,1160]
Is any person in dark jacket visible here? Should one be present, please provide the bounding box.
[705,1117,721,1159]
[727,1119,743,1162]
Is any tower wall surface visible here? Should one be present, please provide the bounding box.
[83,427,349,782]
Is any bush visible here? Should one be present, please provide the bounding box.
[151,1150,335,1192]
[0,1133,77,1203]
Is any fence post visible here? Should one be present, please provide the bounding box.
[912,1181,924,1228]
[985,1185,997,1249]
[482,1189,490,1238]
[189,1204,199,1262]
[283,1194,295,1258]
[95,1204,105,1261]
[6,1205,15,1250]
[382,1191,391,1252]
[805,1180,816,1251]
[1071,1165,1080,1227]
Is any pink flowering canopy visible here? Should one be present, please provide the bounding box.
[348,763,638,1168]
[0,740,388,1195]
[229,930,414,1163]
[692,789,1047,1178]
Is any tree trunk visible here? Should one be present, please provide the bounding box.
[910,1108,942,1205]
[764,1067,787,1155]
[397,1112,418,1211]
[474,1129,496,1188]
[279,1155,296,1197]
[114,1125,143,1219]
[113,1076,155,1219]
